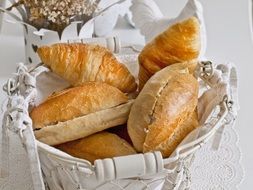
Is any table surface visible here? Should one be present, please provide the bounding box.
[0,0,252,189]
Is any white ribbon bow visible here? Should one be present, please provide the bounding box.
[1,63,49,190]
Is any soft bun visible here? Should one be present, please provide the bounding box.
[56,132,137,163]
[145,109,199,157]
[128,65,198,157]
[31,82,133,145]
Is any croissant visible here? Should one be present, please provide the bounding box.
[138,17,200,89]
[37,43,137,93]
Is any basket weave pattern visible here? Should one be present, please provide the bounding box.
[0,60,237,190]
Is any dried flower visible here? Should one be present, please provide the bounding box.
[8,0,100,33]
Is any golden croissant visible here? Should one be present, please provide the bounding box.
[37,43,137,93]
[138,17,201,90]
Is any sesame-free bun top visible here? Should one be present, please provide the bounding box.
[128,64,199,157]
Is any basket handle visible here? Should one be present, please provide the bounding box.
[94,152,164,182]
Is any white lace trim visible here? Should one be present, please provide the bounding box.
[190,124,244,189]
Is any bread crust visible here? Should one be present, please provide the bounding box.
[128,65,198,156]
[152,110,199,157]
[37,43,137,93]
[138,17,200,89]
[56,132,136,163]
[35,100,134,145]
[30,82,128,130]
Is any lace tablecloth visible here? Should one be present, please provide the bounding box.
[0,86,244,190]
[190,125,244,189]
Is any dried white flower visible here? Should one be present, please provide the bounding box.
[11,0,101,32]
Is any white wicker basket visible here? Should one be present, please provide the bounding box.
[0,53,238,190]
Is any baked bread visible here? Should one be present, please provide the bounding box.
[31,82,134,145]
[37,43,137,93]
[146,110,199,156]
[161,60,198,75]
[128,66,199,157]
[138,17,200,89]
[56,132,136,163]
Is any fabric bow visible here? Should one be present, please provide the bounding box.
[1,63,48,190]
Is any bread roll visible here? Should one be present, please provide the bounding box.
[138,17,200,89]
[164,60,198,75]
[128,66,199,157]
[31,82,133,145]
[37,43,137,93]
[56,132,136,163]
[145,110,199,156]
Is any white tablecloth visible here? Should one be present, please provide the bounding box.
[0,0,250,188]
